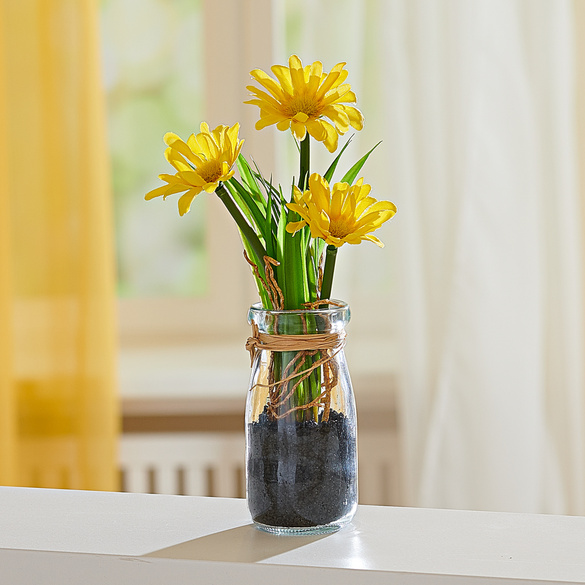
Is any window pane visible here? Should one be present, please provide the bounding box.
[100,0,207,298]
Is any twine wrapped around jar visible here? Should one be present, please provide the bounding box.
[245,316,346,421]
[246,327,345,360]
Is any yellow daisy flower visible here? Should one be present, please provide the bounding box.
[245,55,364,153]
[286,173,396,248]
[145,122,244,216]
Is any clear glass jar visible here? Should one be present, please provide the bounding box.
[245,301,358,535]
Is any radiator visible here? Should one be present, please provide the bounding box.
[119,429,401,505]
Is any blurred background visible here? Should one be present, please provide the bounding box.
[1,0,585,514]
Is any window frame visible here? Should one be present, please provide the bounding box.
[116,0,280,347]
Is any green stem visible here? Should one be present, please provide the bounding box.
[215,183,267,263]
[298,134,310,190]
[320,244,338,301]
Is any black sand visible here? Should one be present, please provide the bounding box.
[247,408,357,528]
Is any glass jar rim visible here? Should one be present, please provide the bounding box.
[249,300,349,318]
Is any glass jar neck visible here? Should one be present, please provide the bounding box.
[248,301,350,335]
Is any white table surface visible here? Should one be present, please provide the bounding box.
[1,487,584,584]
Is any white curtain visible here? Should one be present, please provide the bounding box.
[386,0,585,513]
[277,0,585,513]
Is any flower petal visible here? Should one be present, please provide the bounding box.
[362,234,385,247]
[330,183,348,219]
[323,106,350,133]
[292,185,304,204]
[290,119,307,141]
[322,83,353,105]
[306,60,323,94]
[316,63,347,99]
[178,190,200,216]
[145,184,174,200]
[341,105,365,131]
[164,134,200,165]
[178,170,206,187]
[252,114,280,130]
[271,65,294,95]
[276,119,291,132]
[306,119,328,142]
[203,181,220,193]
[245,87,283,110]
[249,69,286,101]
[285,219,307,234]
[288,55,305,90]
[320,120,339,152]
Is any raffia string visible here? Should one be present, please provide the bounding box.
[246,326,345,364]
[246,325,346,420]
[243,251,284,310]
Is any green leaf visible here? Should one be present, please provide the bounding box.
[224,178,267,243]
[224,179,254,223]
[274,199,288,302]
[215,183,267,264]
[250,164,282,238]
[283,215,305,309]
[307,237,323,303]
[251,162,280,197]
[264,180,274,259]
[306,244,317,303]
[228,172,265,216]
[236,154,264,205]
[341,141,382,185]
[323,136,353,183]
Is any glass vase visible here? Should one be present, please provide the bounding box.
[245,301,358,535]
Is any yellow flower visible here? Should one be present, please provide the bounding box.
[245,55,364,153]
[286,173,396,248]
[145,122,244,216]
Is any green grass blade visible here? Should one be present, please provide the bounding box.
[323,136,353,183]
[305,229,318,303]
[236,154,264,205]
[225,177,268,243]
[250,164,281,238]
[269,195,287,304]
[341,141,382,185]
[264,179,274,259]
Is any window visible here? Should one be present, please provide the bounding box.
[101,0,263,345]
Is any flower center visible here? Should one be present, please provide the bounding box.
[198,159,222,183]
[328,217,354,239]
[283,94,322,119]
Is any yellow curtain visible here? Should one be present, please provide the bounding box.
[0,0,119,490]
